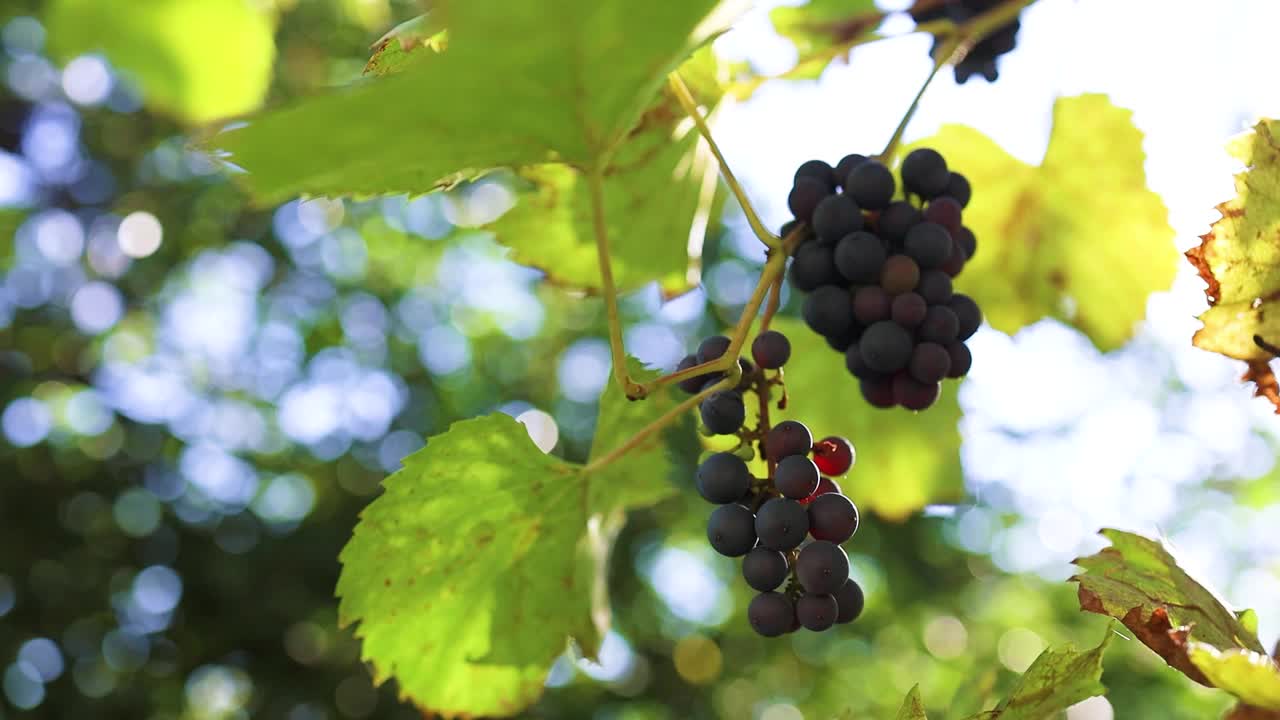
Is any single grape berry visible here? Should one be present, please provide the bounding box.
[707,503,756,557]
[880,255,920,295]
[808,492,859,543]
[890,292,928,328]
[956,226,977,259]
[812,194,864,244]
[877,201,922,245]
[924,196,963,234]
[801,475,842,505]
[834,231,886,285]
[802,285,854,338]
[788,177,830,223]
[775,455,820,500]
[812,436,854,476]
[834,578,865,624]
[908,342,952,384]
[893,373,940,411]
[942,240,967,278]
[834,153,868,185]
[919,306,960,344]
[945,172,971,207]
[844,160,895,210]
[796,594,839,632]
[766,420,813,461]
[845,342,873,379]
[901,148,950,198]
[859,321,914,373]
[917,270,954,305]
[946,341,972,378]
[699,391,745,435]
[904,222,953,270]
[755,498,809,551]
[789,243,840,291]
[949,294,982,340]
[853,285,891,325]
[826,327,859,353]
[748,592,795,637]
[696,335,731,364]
[779,219,799,240]
[696,452,752,504]
[675,354,707,394]
[794,159,836,190]
[751,330,792,369]
[742,547,789,592]
[796,540,849,595]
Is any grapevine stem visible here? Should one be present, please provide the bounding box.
[667,72,780,251]
[589,163,645,399]
[879,34,961,162]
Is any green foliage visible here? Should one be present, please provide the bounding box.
[770,0,880,79]
[967,631,1110,719]
[1189,645,1280,711]
[770,317,964,520]
[896,685,928,719]
[363,14,448,77]
[45,0,275,122]
[908,94,1176,351]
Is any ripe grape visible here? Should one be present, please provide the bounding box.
[844,342,872,379]
[775,455,820,500]
[853,286,891,325]
[812,194,864,244]
[860,376,896,408]
[794,159,836,189]
[796,594,838,631]
[801,475,842,505]
[796,540,849,595]
[844,160,895,210]
[945,172,971,208]
[696,452,752,504]
[917,270,953,305]
[942,240,967,277]
[834,153,867,185]
[956,226,977,259]
[789,243,840,292]
[919,306,959,344]
[880,255,920,295]
[834,231,886,284]
[901,148,950,198]
[950,294,982,340]
[946,341,972,378]
[860,321,914,373]
[755,498,809,551]
[924,196,963,234]
[751,330,791,369]
[699,391,745,435]
[802,285,853,338]
[908,342,951,384]
[742,547,789,592]
[893,373,940,411]
[808,492,859,543]
[834,578,865,624]
[697,335,731,364]
[812,436,854,476]
[904,222,953,270]
[675,355,707,394]
[877,201,922,245]
[788,177,829,223]
[890,292,928,328]
[825,327,859,353]
[748,592,795,637]
[766,420,813,461]
[707,503,756,557]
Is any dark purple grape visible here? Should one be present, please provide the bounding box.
[755,498,809,551]
[812,436,854,476]
[945,172,971,208]
[908,342,951,384]
[697,335,731,364]
[917,270,953,305]
[901,148,950,198]
[825,327,859,353]
[880,255,920,295]
[904,222,953,270]
[860,376,896,408]
[775,455,820,500]
[743,547,789,592]
[789,243,840,291]
[797,594,838,631]
[699,391,745,435]
[788,177,829,223]
[802,285,854,338]
[748,591,795,637]
[950,294,982,340]
[796,540,849,595]
[860,321,914,373]
[696,452,752,504]
[891,292,928,328]
[766,420,812,461]
[853,286,891,325]
[877,201,922,245]
[834,231,886,285]
[834,578,865,623]
[794,159,836,190]
[920,306,959,344]
[924,196,963,234]
[942,240,967,278]
[812,194,864,244]
[675,354,707,394]
[779,219,799,240]
[751,330,791,369]
[834,154,868,185]
[957,226,977,259]
[707,503,756,557]
[946,341,972,378]
[808,492,859,543]
[844,160,895,210]
[845,342,871,379]
[801,475,842,505]
[893,373,940,411]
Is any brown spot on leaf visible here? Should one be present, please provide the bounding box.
[384,578,392,587]
[1076,584,1212,686]
[1243,360,1280,413]
[1047,269,1067,290]
[1185,240,1221,304]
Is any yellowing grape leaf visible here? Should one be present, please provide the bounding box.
[768,317,964,520]
[1189,644,1280,711]
[1186,119,1280,411]
[964,631,1111,720]
[769,0,882,80]
[1070,529,1265,687]
[909,94,1176,351]
[46,0,275,123]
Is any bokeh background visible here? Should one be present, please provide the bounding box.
[2,0,1278,718]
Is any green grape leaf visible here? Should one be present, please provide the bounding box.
[1186,119,1280,410]
[896,685,929,719]
[964,630,1112,720]
[212,0,733,204]
[1070,529,1266,686]
[770,0,882,80]
[363,13,448,77]
[908,94,1176,351]
[1189,644,1280,710]
[769,317,963,520]
[46,0,275,123]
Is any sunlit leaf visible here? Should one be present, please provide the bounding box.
[965,630,1111,719]
[909,94,1176,351]
[770,0,881,80]
[896,685,928,719]
[363,13,447,77]
[1189,644,1280,711]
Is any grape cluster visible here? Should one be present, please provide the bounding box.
[784,148,983,411]
[698,421,865,636]
[913,0,1022,83]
